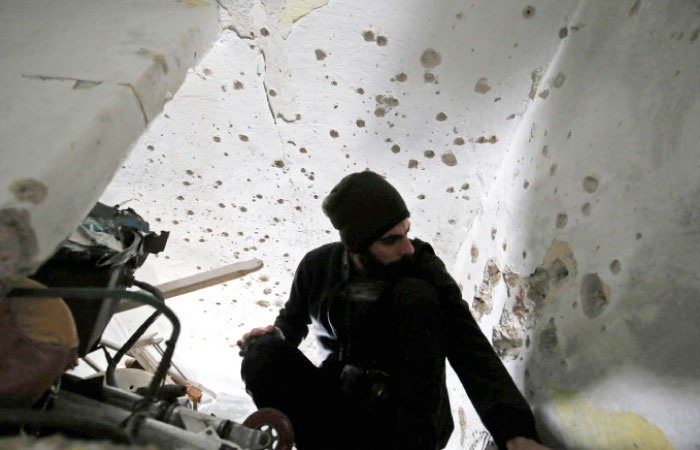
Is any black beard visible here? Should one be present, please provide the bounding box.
[357,250,415,280]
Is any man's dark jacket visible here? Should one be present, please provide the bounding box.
[274,238,539,449]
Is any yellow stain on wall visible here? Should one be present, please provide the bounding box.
[551,390,674,449]
[279,0,329,27]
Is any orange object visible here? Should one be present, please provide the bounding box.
[0,279,78,407]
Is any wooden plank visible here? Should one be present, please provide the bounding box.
[116,258,263,313]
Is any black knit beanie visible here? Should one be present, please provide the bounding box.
[322,171,410,253]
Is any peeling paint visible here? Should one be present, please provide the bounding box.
[472,258,500,320]
[527,241,577,310]
[278,0,329,27]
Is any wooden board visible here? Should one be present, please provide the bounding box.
[116,258,263,313]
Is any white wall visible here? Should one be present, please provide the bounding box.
[452,1,700,448]
[4,0,699,448]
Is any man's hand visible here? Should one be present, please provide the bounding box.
[506,437,553,450]
[236,325,282,356]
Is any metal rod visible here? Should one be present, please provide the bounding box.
[6,287,180,407]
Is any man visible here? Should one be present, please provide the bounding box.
[238,171,549,450]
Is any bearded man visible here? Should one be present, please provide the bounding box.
[238,171,547,450]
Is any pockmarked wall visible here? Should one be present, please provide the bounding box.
[452,1,700,448]
[99,0,581,433]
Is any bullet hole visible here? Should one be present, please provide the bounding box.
[441,152,458,167]
[256,194,263,199]
[239,134,249,142]
[330,129,339,138]
[310,48,327,62]
[176,195,184,201]
[506,114,516,120]
[446,187,455,193]
[636,232,642,240]
[331,80,338,86]
[539,318,558,355]
[147,145,155,151]
[172,220,179,224]
[239,206,247,212]
[219,203,226,208]
[408,160,419,169]
[610,259,621,274]
[216,180,223,186]
[691,26,699,42]
[273,160,285,168]
[10,179,48,204]
[424,72,436,83]
[391,144,401,153]
[454,137,465,145]
[491,227,497,240]
[300,147,307,153]
[559,27,568,38]
[277,199,284,204]
[581,273,609,319]
[538,89,550,99]
[549,164,557,176]
[376,35,388,46]
[269,88,277,97]
[582,203,592,216]
[629,0,641,16]
[424,150,435,158]
[186,170,194,175]
[260,27,269,36]
[395,72,408,82]
[233,80,244,90]
[523,180,530,189]
[556,213,568,229]
[186,210,194,215]
[553,72,566,88]
[420,48,442,68]
[583,175,599,193]
[417,194,426,200]
[436,112,448,121]
[471,244,479,263]
[474,77,491,94]
[522,5,536,18]
[356,119,365,128]
[356,87,365,94]
[257,300,270,307]
[183,181,191,186]
[448,218,456,225]
[362,30,375,41]
[213,136,221,143]
[522,250,527,259]
[502,241,508,251]
[476,135,498,144]
[375,108,386,117]
[461,183,470,191]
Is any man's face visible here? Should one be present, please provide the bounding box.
[368,218,414,265]
[355,219,415,279]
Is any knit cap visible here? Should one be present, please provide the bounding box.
[322,171,409,252]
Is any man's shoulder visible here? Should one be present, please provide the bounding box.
[301,241,345,264]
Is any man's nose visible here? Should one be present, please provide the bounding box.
[401,237,414,256]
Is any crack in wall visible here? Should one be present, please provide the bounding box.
[21,74,103,90]
[21,74,148,126]
[119,83,149,126]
